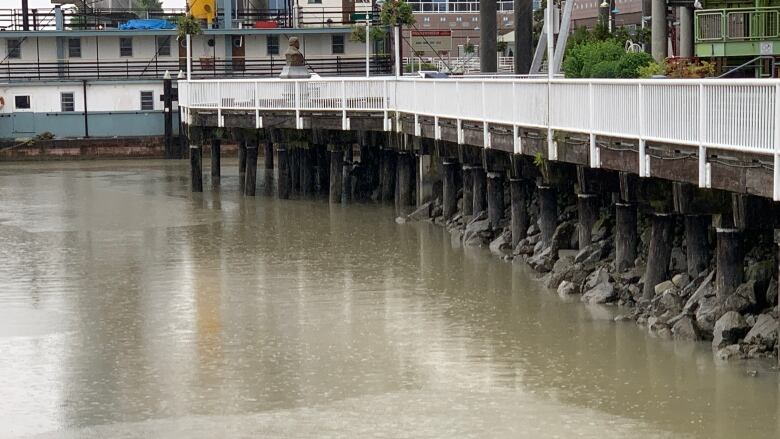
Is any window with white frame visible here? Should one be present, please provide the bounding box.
[120,37,133,57]
[14,95,30,109]
[61,92,75,112]
[68,38,81,58]
[332,35,345,54]
[140,91,154,111]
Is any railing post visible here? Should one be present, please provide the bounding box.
[217,81,223,127]
[295,81,302,129]
[698,82,708,188]
[383,79,390,131]
[482,81,489,148]
[638,83,646,177]
[588,82,597,167]
[774,83,780,200]
[341,79,348,130]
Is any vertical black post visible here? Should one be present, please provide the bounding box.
[643,213,674,299]
[487,171,504,229]
[480,0,497,73]
[301,148,315,196]
[514,0,533,74]
[210,138,221,186]
[190,144,203,192]
[330,149,344,204]
[510,178,528,248]
[684,214,710,277]
[442,160,458,220]
[82,80,89,138]
[21,0,30,31]
[290,148,301,195]
[278,146,290,199]
[238,140,247,193]
[245,139,258,196]
[163,77,173,158]
[472,166,487,215]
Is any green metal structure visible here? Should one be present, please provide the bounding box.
[695,1,780,60]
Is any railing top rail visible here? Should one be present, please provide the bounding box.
[180,76,780,86]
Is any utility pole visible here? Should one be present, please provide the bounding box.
[480,0,497,73]
[514,0,533,74]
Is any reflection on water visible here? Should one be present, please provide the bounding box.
[0,160,777,438]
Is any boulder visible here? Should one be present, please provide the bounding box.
[658,291,683,314]
[406,201,432,221]
[581,282,616,304]
[743,314,778,348]
[527,246,555,273]
[463,214,491,247]
[489,231,511,256]
[672,315,701,341]
[590,216,612,242]
[648,317,672,339]
[746,259,774,287]
[683,271,715,315]
[557,280,579,297]
[551,221,576,251]
[672,273,690,288]
[715,344,742,360]
[527,223,540,236]
[545,256,574,289]
[654,280,674,296]
[766,278,778,309]
[695,295,723,334]
[722,280,757,314]
[712,311,750,349]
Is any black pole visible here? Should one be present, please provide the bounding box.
[21,0,29,31]
[82,80,89,138]
[163,77,173,158]
[514,0,533,74]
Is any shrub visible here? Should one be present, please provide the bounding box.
[563,39,652,78]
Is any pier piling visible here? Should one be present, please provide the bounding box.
[330,149,344,204]
[577,193,598,250]
[278,146,290,199]
[615,202,638,272]
[487,171,505,229]
[510,178,528,248]
[538,185,557,247]
[190,144,203,193]
[442,160,458,220]
[472,166,487,215]
[643,213,674,299]
[716,228,744,299]
[210,138,221,187]
[245,139,258,196]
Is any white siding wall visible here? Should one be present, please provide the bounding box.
[0,82,166,114]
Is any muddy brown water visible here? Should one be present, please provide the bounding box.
[0,160,777,438]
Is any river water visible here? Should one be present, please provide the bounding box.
[0,159,777,438]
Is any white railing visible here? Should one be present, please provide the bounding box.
[179,77,780,200]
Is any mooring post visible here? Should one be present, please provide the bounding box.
[685,214,711,277]
[342,145,353,204]
[190,143,203,193]
[244,139,259,196]
[643,213,675,299]
[716,228,744,300]
[577,193,598,250]
[472,166,487,215]
[615,202,638,272]
[538,185,557,247]
[210,137,221,187]
[462,165,474,219]
[329,148,344,204]
[442,160,458,220]
[277,146,290,199]
[263,139,274,196]
[238,139,247,194]
[487,171,504,229]
[300,148,314,196]
[396,151,414,215]
[510,178,528,248]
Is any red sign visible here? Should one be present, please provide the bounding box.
[411,30,452,37]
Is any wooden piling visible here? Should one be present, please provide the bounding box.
[210,138,221,187]
[716,228,744,300]
[462,165,474,218]
[190,144,203,193]
[342,146,353,204]
[538,185,557,247]
[510,178,528,248]
[396,151,414,215]
[442,160,458,220]
[238,140,247,193]
[615,202,638,272]
[685,214,711,277]
[577,193,598,250]
[244,140,258,196]
[487,171,504,229]
[300,148,315,196]
[381,148,396,203]
[330,149,344,204]
[472,166,487,215]
[643,213,674,299]
[277,146,290,199]
[290,148,300,195]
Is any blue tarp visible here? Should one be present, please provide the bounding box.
[118,19,176,30]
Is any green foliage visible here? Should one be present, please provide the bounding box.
[563,35,652,78]
[464,41,475,54]
[380,0,415,27]
[176,15,202,40]
[637,61,666,78]
[496,41,509,53]
[533,152,544,168]
[349,25,388,43]
[405,62,437,73]
[134,0,163,14]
